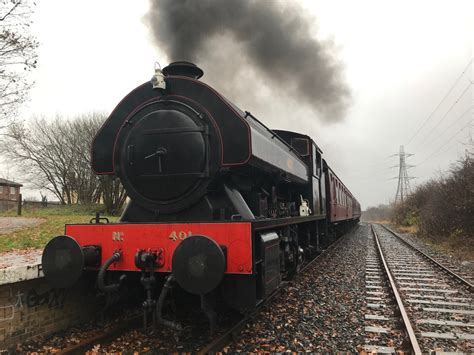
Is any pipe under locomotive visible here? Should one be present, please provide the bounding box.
[42,62,360,330]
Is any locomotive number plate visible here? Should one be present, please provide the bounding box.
[168,231,192,241]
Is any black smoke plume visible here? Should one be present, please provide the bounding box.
[146,0,350,122]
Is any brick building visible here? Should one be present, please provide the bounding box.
[0,178,22,211]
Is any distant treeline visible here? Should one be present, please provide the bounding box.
[361,204,393,222]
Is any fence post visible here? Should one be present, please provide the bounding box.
[17,194,22,216]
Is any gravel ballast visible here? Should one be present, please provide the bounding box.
[226,224,368,352]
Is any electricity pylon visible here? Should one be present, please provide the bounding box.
[391,145,415,204]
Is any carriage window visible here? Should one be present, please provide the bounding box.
[332,179,336,200]
[311,144,322,177]
[291,138,309,156]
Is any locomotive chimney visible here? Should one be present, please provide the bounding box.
[162,61,204,79]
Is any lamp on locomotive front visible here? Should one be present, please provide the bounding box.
[150,62,166,91]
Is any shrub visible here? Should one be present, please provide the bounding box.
[392,155,473,239]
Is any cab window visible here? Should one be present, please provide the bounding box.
[291,138,309,156]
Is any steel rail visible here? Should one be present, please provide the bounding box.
[197,229,350,354]
[370,224,422,355]
[196,292,278,355]
[379,224,473,290]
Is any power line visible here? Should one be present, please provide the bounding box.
[418,136,471,174]
[417,105,473,154]
[406,58,473,147]
[417,120,473,165]
[414,81,472,151]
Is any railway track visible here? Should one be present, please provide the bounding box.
[366,223,473,354]
[382,225,474,287]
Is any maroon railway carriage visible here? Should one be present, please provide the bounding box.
[42,62,360,330]
[326,164,361,224]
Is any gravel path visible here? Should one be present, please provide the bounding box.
[226,224,368,352]
[0,216,45,235]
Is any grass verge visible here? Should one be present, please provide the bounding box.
[413,233,472,263]
[0,205,118,253]
[387,222,472,263]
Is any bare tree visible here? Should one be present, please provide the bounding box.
[66,113,103,204]
[0,0,38,128]
[0,112,127,214]
[100,176,127,216]
[1,116,71,203]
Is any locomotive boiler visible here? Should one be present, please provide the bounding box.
[42,62,360,330]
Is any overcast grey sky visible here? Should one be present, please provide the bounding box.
[8,0,474,208]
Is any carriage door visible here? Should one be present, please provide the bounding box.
[312,144,323,215]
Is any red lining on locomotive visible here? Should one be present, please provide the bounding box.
[110,94,225,174]
[92,82,150,175]
[93,75,254,175]
[170,75,253,167]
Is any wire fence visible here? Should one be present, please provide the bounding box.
[0,197,21,214]
[0,196,61,214]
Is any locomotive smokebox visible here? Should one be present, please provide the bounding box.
[172,235,226,295]
[162,61,204,79]
[42,236,100,288]
[115,85,221,214]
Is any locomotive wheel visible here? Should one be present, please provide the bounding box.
[172,235,226,295]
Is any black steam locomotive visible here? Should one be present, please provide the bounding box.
[42,62,360,330]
